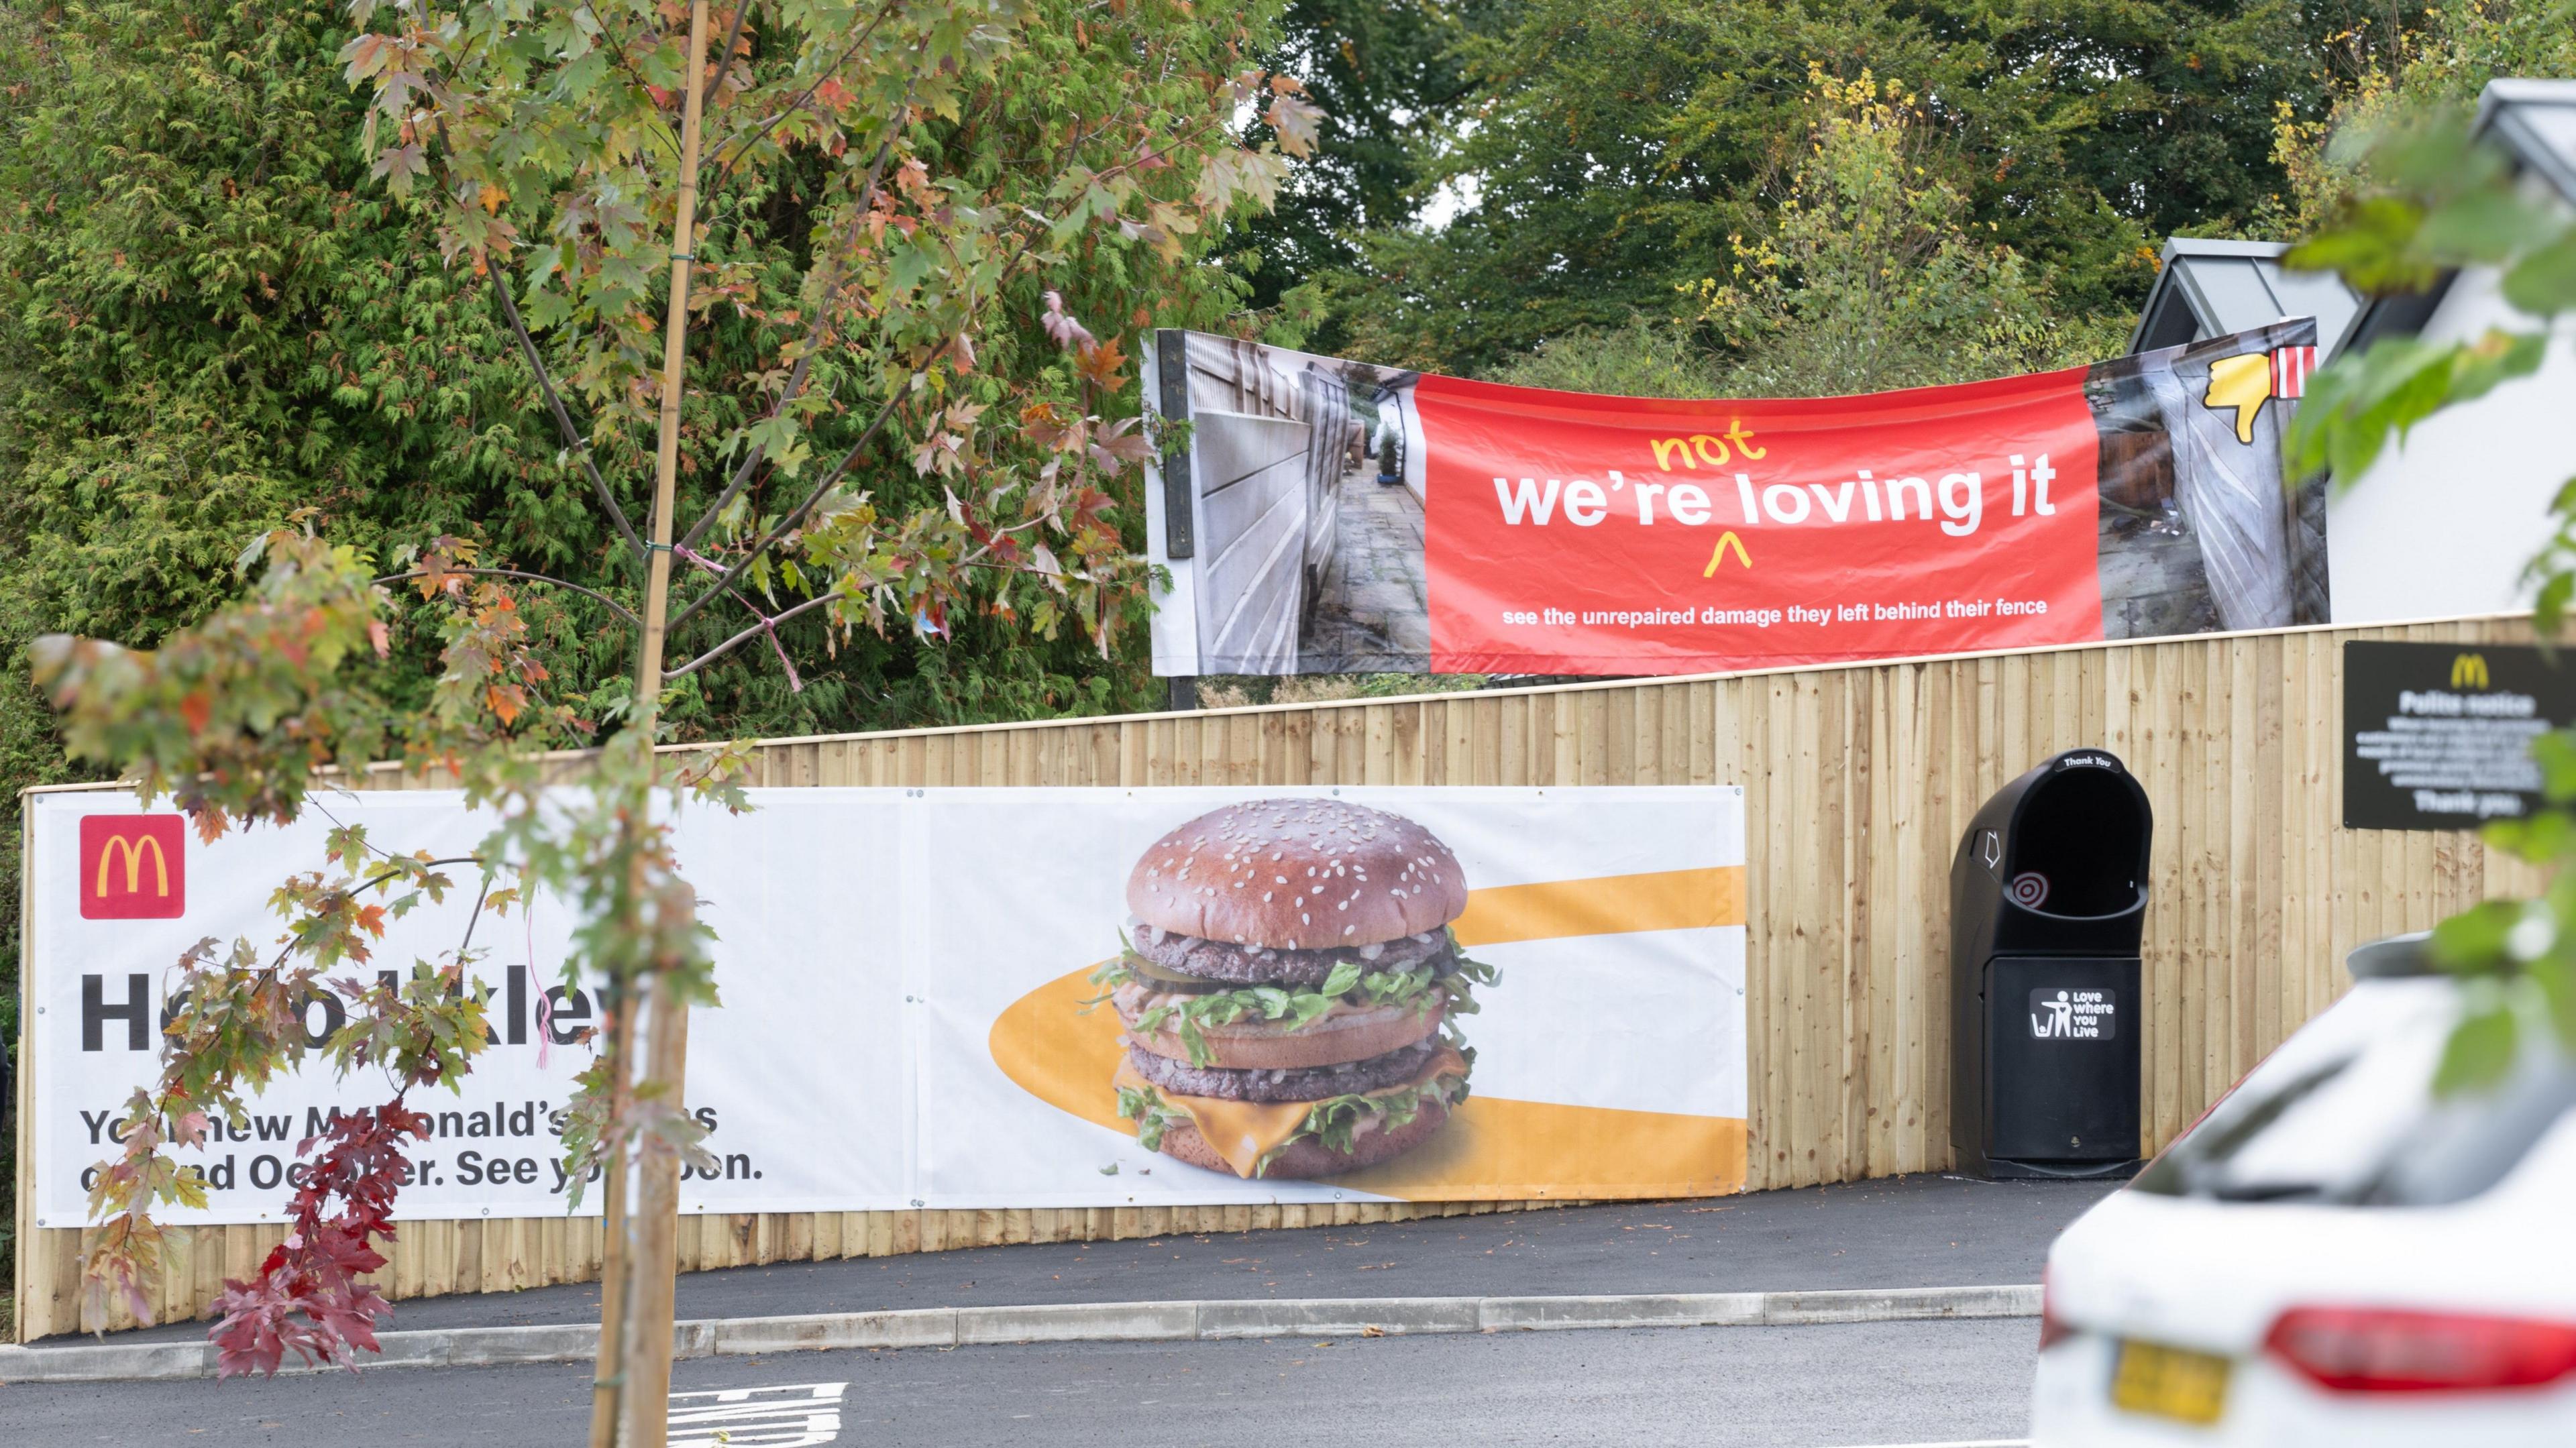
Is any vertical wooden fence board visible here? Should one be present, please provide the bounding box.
[1861,669,1899,1176]
[2147,645,2192,1147]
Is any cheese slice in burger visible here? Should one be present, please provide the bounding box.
[1113,1043,1468,1178]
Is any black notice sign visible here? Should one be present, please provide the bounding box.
[2343,641,2575,830]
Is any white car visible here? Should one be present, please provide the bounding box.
[2032,932,2576,1446]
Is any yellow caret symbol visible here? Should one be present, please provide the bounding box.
[2203,352,2275,445]
[1701,531,1752,577]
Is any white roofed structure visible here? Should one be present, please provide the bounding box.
[2128,237,2363,360]
[2328,78,2576,626]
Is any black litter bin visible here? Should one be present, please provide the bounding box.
[1949,748,2151,1178]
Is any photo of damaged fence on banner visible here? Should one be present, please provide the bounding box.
[1144,320,2326,679]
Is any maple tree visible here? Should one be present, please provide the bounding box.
[335,0,1313,671]
[34,2,1315,1428]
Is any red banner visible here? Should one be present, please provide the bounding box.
[1418,369,2102,674]
[1146,321,2324,679]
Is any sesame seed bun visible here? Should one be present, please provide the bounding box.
[1126,799,1468,950]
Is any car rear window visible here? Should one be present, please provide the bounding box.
[2130,977,2576,1207]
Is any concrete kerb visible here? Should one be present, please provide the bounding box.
[0,1284,2041,1384]
[439,1323,601,1370]
[957,1300,1199,1345]
[1759,1284,2041,1325]
[1199,1296,1484,1339]
[713,1308,959,1355]
[1479,1293,1768,1332]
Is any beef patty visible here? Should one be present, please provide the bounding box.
[1127,917,1454,987]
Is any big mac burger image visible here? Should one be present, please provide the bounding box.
[1091,798,1493,1179]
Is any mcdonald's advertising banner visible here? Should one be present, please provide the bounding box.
[1146,319,2326,677]
[25,786,1745,1227]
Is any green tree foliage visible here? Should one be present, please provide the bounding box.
[1690,69,2128,396]
[2279,1,2576,1093]
[0,4,546,683]
[2267,0,2576,234]
[336,0,1302,682]
[1483,315,1733,399]
[1327,0,2394,377]
[1486,71,2127,400]
[0,0,1293,772]
[1231,0,1469,340]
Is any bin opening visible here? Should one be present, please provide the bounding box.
[2009,768,2147,919]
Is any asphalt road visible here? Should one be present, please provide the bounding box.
[60,1172,2117,1345]
[0,1319,2037,1447]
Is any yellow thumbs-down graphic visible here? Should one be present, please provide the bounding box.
[2203,352,2274,445]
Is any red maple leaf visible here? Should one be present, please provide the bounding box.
[211,1099,428,1377]
[1075,335,1128,390]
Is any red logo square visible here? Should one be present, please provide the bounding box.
[80,815,186,919]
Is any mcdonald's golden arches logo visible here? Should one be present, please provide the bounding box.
[2452,652,2491,689]
[79,814,186,920]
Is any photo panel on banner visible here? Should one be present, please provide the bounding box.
[911,786,1746,1209]
[1144,321,2327,678]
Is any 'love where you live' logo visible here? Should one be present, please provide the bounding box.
[79,814,186,920]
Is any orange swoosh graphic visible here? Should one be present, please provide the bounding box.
[1452,865,1744,947]
[989,869,1747,1201]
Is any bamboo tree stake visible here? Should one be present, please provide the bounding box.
[619,982,696,1447]
[585,990,642,1448]
[611,5,713,1445]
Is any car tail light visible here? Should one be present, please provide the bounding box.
[2037,1267,2075,1351]
[2265,1306,2576,1393]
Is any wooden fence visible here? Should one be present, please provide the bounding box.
[13,612,2546,1340]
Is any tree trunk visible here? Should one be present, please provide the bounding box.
[586,991,641,1448]
[600,4,714,1445]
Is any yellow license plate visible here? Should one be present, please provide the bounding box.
[2111,1339,2233,1426]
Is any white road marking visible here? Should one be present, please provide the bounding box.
[667,1380,848,1448]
